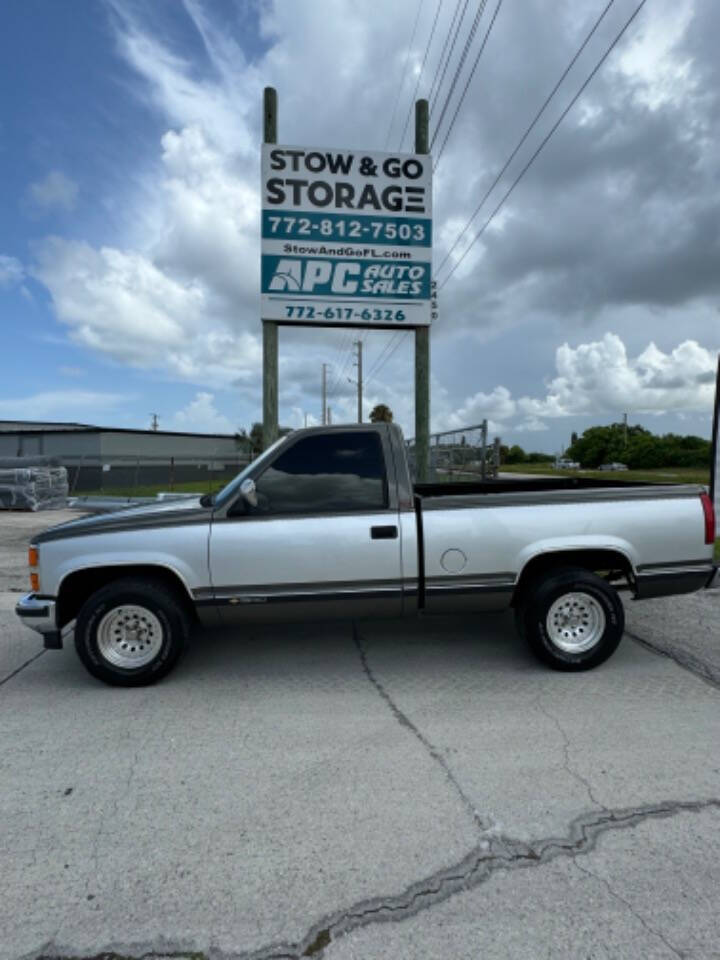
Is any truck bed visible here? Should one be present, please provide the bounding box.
[414,476,656,498]
[414,477,705,511]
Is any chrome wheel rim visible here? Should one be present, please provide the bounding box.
[96,604,163,669]
[546,592,605,653]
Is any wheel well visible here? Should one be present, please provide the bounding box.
[512,550,634,607]
[56,565,197,628]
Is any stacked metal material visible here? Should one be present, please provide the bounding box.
[0,457,69,510]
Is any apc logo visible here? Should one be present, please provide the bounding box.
[268,259,360,294]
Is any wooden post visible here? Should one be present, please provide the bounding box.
[481,420,488,481]
[262,86,279,451]
[414,98,430,481]
[263,321,278,449]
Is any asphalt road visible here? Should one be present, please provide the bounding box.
[1,511,719,960]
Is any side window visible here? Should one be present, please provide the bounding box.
[253,432,388,515]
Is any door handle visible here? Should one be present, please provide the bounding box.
[370,525,398,540]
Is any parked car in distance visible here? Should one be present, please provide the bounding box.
[554,458,581,469]
[599,462,629,471]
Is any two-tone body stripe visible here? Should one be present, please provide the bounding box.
[193,579,405,606]
[424,572,516,595]
[193,573,518,607]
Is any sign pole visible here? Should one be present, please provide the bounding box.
[414,99,430,482]
[262,86,279,451]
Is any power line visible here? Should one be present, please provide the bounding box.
[430,0,489,150]
[430,0,470,115]
[427,0,464,108]
[436,0,616,275]
[433,0,504,168]
[398,0,445,151]
[327,331,355,399]
[365,332,400,384]
[438,0,649,291]
[365,331,409,386]
[385,0,425,149]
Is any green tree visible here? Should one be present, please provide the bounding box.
[505,444,527,464]
[234,428,251,453]
[248,422,264,455]
[369,404,393,423]
[527,451,555,463]
[567,422,710,469]
[244,422,292,456]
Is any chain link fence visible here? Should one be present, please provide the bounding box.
[62,454,252,496]
[406,421,501,482]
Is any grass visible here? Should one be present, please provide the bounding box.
[73,477,237,498]
[499,463,711,485]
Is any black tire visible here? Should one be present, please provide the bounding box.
[75,578,190,686]
[516,567,624,671]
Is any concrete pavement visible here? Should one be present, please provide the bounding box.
[1,511,718,959]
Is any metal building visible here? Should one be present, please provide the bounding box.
[0,421,249,493]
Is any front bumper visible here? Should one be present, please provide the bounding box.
[15,594,62,649]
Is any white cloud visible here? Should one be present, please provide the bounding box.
[0,255,24,288]
[27,171,78,213]
[171,391,235,434]
[0,390,126,420]
[518,333,718,418]
[433,333,718,437]
[436,386,516,431]
[514,417,549,432]
[26,0,720,447]
[33,237,262,387]
[616,0,696,110]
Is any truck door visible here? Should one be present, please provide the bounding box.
[208,429,403,621]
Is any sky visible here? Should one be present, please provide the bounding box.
[0,0,718,453]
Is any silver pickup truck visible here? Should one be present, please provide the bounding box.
[16,423,717,685]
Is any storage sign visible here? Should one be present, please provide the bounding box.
[261,144,433,326]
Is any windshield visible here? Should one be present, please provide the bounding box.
[212,435,289,509]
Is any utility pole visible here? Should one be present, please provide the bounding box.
[150,413,159,431]
[327,406,332,425]
[262,86,279,452]
[415,98,430,482]
[623,412,628,448]
[321,363,328,425]
[480,419,488,481]
[355,340,363,423]
[304,412,308,428]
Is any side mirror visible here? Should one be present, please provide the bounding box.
[240,477,258,507]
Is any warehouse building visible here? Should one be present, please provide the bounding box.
[0,421,249,493]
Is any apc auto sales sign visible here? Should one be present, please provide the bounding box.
[261,144,433,326]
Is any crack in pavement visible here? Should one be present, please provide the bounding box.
[0,647,46,687]
[34,798,720,960]
[626,629,720,691]
[534,695,609,813]
[352,623,489,832]
[572,859,685,958]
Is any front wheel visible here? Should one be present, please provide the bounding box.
[516,568,624,671]
[75,578,190,686]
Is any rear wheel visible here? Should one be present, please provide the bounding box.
[516,567,624,671]
[75,578,190,686]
